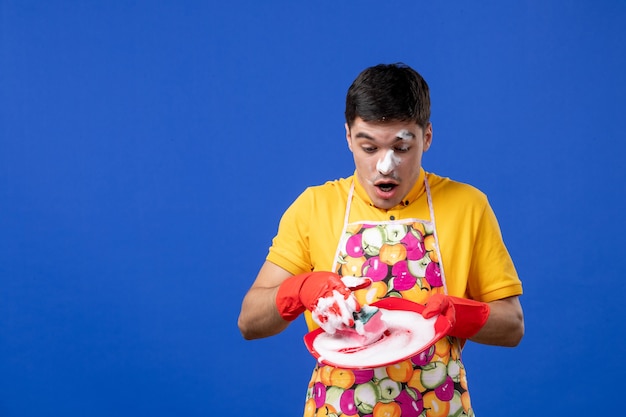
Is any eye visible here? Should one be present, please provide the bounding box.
[362,146,377,153]
[394,146,410,153]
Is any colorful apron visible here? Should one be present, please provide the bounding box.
[303,178,475,417]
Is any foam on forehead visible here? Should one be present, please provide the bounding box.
[396,129,413,140]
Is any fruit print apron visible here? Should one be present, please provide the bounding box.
[303,177,475,417]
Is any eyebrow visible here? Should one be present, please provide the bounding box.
[354,131,416,141]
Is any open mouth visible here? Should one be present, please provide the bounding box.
[377,183,397,192]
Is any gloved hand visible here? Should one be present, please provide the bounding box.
[276,272,369,334]
[422,294,490,339]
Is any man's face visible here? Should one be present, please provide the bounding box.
[346,117,432,210]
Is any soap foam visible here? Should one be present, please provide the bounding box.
[336,305,387,345]
[396,129,413,140]
[376,149,401,174]
[312,309,437,368]
[312,290,358,334]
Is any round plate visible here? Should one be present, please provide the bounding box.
[303,298,451,369]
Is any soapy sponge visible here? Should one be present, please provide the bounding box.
[335,304,388,345]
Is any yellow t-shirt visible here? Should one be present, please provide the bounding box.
[267,168,522,304]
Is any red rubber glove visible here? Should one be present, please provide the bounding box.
[422,294,490,339]
[276,272,368,333]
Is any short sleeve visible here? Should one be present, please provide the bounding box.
[467,201,523,302]
[266,188,314,275]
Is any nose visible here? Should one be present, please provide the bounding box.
[378,163,392,175]
[376,150,397,175]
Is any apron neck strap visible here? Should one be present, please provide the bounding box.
[344,175,435,224]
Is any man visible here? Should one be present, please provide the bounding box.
[238,63,524,417]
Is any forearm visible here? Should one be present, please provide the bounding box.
[469,296,524,347]
[238,285,289,340]
[239,262,361,340]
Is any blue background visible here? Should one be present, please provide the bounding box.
[1,1,625,416]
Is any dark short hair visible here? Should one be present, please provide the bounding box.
[345,63,431,128]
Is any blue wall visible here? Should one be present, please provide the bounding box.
[1,1,625,415]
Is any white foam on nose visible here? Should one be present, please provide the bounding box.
[376,149,400,174]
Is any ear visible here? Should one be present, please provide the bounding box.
[422,123,433,152]
[345,123,354,152]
